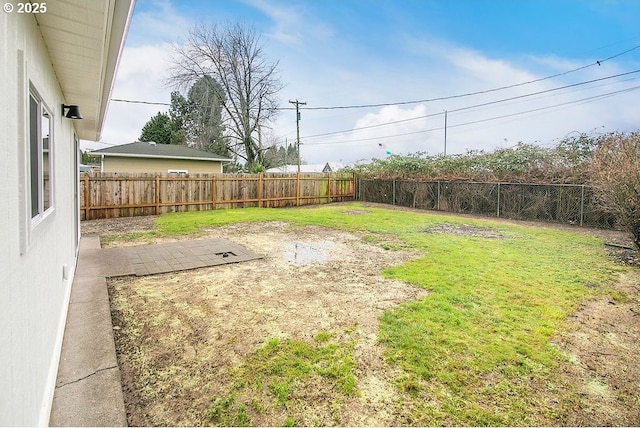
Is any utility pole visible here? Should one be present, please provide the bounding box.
[289,99,306,173]
[443,110,448,156]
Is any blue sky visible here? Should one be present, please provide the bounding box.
[96,0,640,165]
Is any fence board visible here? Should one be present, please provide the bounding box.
[80,172,355,220]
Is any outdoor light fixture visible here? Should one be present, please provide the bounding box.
[61,104,83,119]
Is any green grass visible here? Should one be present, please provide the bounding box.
[149,202,628,425]
[153,203,465,236]
[209,333,356,426]
[379,231,604,425]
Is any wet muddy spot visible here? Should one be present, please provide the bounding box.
[342,210,372,215]
[424,223,507,239]
[283,240,333,265]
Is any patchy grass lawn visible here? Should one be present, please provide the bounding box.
[209,332,357,427]
[103,202,639,426]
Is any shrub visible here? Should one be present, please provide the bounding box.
[347,141,595,183]
[589,132,640,248]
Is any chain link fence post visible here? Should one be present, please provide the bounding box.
[392,179,396,205]
[580,184,585,227]
[497,182,501,218]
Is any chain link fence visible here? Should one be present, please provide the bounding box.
[358,179,617,229]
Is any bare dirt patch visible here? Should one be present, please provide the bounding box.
[82,215,159,235]
[552,271,640,425]
[107,222,426,426]
[424,223,509,239]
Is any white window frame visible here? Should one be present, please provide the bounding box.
[168,169,188,175]
[28,86,55,226]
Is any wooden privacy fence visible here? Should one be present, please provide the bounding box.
[81,172,356,220]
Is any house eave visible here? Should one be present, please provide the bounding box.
[99,153,233,162]
[34,0,136,141]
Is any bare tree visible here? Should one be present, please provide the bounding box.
[169,23,283,170]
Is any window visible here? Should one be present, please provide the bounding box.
[28,89,53,220]
[168,169,188,175]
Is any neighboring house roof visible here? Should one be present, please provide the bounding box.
[91,141,233,162]
[34,0,135,141]
[266,162,345,173]
[325,162,345,172]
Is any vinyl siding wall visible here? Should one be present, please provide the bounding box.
[102,156,224,174]
[0,11,80,426]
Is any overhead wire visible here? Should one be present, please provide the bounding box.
[301,68,640,140]
[106,44,640,150]
[277,44,640,111]
[110,44,640,112]
[302,84,640,146]
[110,98,170,106]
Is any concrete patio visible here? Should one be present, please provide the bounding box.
[49,235,261,426]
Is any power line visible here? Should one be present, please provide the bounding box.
[447,85,640,131]
[107,46,640,150]
[301,68,640,140]
[110,44,640,111]
[302,84,640,146]
[86,141,122,147]
[110,98,170,106]
[107,70,640,148]
[279,44,640,111]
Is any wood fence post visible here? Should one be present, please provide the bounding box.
[296,172,300,206]
[327,173,331,202]
[258,173,263,208]
[212,176,216,209]
[84,174,90,220]
[155,174,160,215]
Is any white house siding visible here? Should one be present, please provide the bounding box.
[1,11,79,426]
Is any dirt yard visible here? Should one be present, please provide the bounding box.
[100,219,428,426]
[83,209,640,426]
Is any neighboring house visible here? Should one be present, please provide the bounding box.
[91,141,232,174]
[0,1,135,425]
[324,162,345,172]
[265,162,344,173]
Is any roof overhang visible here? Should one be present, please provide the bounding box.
[100,153,233,162]
[34,0,135,141]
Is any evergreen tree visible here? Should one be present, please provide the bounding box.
[81,150,99,164]
[139,77,230,157]
[186,76,229,156]
[139,112,183,145]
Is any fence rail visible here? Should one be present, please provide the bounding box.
[358,179,617,229]
[80,172,356,220]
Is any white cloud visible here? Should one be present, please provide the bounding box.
[89,44,174,151]
[244,0,305,45]
[126,0,190,45]
[245,0,335,46]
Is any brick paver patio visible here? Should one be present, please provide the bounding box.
[122,238,262,276]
